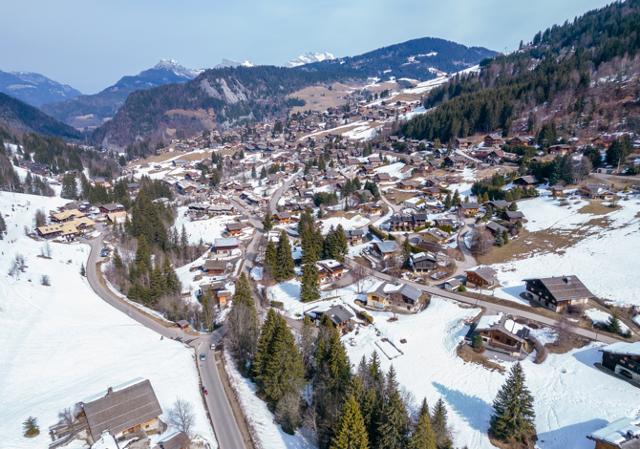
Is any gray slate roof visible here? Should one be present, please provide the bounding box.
[526,276,594,302]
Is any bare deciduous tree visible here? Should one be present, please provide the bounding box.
[168,399,195,435]
[469,227,494,256]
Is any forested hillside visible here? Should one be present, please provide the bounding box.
[401,0,640,142]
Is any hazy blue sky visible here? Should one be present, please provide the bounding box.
[1,0,613,93]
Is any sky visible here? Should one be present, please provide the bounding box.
[1,0,614,94]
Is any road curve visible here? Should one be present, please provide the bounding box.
[85,234,247,449]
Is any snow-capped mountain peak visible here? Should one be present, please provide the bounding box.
[286,51,336,68]
[152,59,203,79]
[215,58,255,69]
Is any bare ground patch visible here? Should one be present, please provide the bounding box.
[456,343,506,373]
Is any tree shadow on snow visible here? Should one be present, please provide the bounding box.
[536,418,608,449]
[433,382,492,433]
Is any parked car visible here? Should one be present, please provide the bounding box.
[100,248,110,257]
[199,353,206,361]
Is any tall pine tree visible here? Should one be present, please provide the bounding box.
[330,394,369,449]
[275,230,295,282]
[489,362,536,446]
[300,262,320,302]
[409,398,436,449]
[227,273,259,373]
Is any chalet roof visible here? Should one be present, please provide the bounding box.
[488,200,510,209]
[600,341,640,357]
[154,431,191,449]
[203,259,228,271]
[213,238,240,249]
[325,305,354,325]
[80,378,162,441]
[525,276,594,302]
[468,266,498,284]
[374,241,399,254]
[505,210,525,220]
[400,284,423,302]
[514,175,538,185]
[486,221,508,234]
[588,417,640,447]
[225,222,246,231]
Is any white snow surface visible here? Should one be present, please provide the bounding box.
[173,206,239,245]
[344,296,640,449]
[0,192,215,449]
[492,196,640,306]
[319,215,369,234]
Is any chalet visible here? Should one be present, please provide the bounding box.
[466,314,530,357]
[434,218,457,229]
[51,209,85,222]
[374,172,392,183]
[225,222,246,236]
[513,175,538,187]
[366,281,428,313]
[460,202,481,217]
[49,378,164,446]
[587,416,640,449]
[310,305,354,333]
[389,213,427,232]
[107,211,128,225]
[99,203,125,214]
[599,341,640,384]
[153,431,191,449]
[397,180,421,190]
[316,259,345,282]
[488,200,511,210]
[211,238,240,255]
[176,181,198,195]
[503,210,525,224]
[440,278,462,291]
[371,241,400,259]
[548,144,574,155]
[209,204,235,216]
[484,221,508,237]
[411,252,437,272]
[201,259,228,275]
[550,184,569,198]
[484,134,504,147]
[580,184,614,200]
[466,266,498,288]
[37,217,95,240]
[506,136,533,146]
[273,211,292,223]
[523,276,594,312]
[346,228,366,245]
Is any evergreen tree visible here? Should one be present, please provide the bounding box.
[452,190,461,207]
[409,398,437,449]
[607,313,622,335]
[61,172,77,199]
[431,399,452,449]
[314,319,352,449]
[22,416,40,438]
[489,362,536,445]
[443,193,452,210]
[80,263,86,277]
[376,366,409,449]
[253,308,279,384]
[227,273,259,373]
[275,230,295,282]
[0,214,6,239]
[264,240,277,280]
[263,211,273,232]
[330,394,369,449]
[300,262,320,302]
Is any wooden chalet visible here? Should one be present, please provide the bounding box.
[366,281,429,313]
[466,267,498,288]
[466,314,530,357]
[211,238,240,255]
[600,342,640,385]
[523,276,594,312]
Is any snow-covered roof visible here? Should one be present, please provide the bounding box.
[601,341,640,357]
[588,417,640,445]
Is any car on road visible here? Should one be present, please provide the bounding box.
[210,343,215,350]
[100,248,110,257]
[199,353,206,361]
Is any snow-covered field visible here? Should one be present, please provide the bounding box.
[0,192,215,449]
[173,206,240,245]
[319,214,369,234]
[344,296,640,449]
[492,195,640,306]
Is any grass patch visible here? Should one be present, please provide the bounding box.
[578,200,620,215]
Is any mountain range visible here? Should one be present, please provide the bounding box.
[41,60,203,130]
[0,70,82,107]
[91,37,496,149]
[286,52,336,68]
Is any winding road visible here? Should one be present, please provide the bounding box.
[83,171,303,449]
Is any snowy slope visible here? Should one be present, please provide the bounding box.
[0,192,215,449]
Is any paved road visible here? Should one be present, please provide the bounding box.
[343,257,624,345]
[269,169,302,214]
[85,235,247,449]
